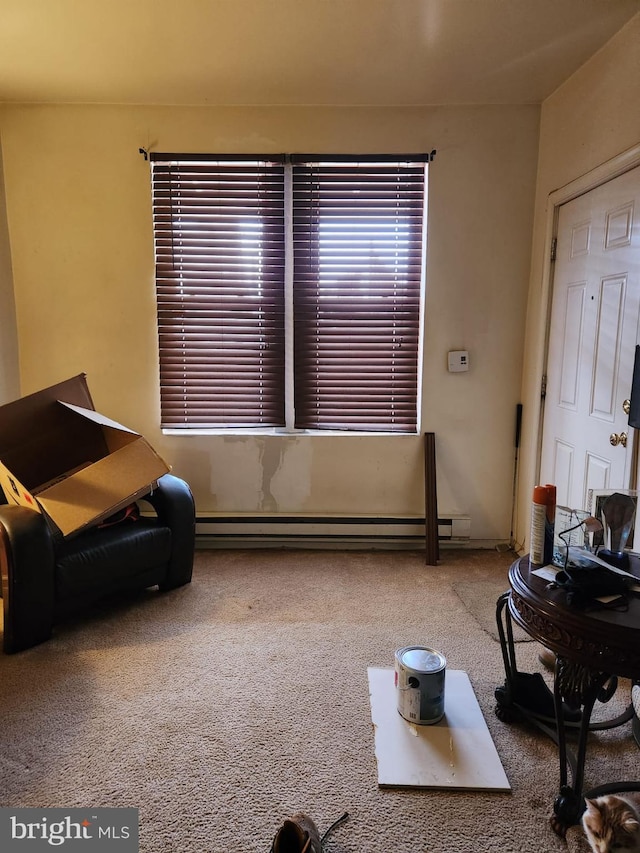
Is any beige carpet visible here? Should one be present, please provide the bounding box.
[0,547,636,852]
[451,578,534,643]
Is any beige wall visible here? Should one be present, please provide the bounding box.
[516,12,640,551]
[0,139,19,403]
[0,104,539,541]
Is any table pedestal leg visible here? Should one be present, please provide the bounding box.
[551,660,614,835]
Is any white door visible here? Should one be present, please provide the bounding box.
[540,165,640,511]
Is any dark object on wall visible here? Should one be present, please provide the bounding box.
[629,345,640,430]
[425,432,439,566]
[0,473,195,653]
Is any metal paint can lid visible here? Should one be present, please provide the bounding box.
[399,646,446,673]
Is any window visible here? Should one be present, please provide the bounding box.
[151,157,286,428]
[151,154,429,433]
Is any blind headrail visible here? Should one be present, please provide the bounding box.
[289,151,436,164]
[149,152,287,163]
[146,151,435,164]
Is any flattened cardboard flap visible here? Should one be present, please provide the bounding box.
[36,441,169,537]
[59,402,138,435]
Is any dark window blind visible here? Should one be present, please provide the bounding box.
[292,160,425,432]
[151,157,286,428]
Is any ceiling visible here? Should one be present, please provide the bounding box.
[0,0,638,107]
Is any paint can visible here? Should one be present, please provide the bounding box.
[395,645,446,725]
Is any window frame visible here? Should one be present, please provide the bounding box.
[150,153,431,435]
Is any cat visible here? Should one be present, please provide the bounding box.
[582,795,640,853]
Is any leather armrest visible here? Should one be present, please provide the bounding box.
[0,505,56,653]
[140,474,195,589]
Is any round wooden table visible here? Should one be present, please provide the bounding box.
[495,554,640,835]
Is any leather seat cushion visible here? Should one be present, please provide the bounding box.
[55,519,172,597]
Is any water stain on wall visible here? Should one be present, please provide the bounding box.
[259,440,283,512]
[208,436,312,513]
[259,437,312,512]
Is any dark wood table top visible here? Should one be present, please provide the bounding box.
[509,554,640,681]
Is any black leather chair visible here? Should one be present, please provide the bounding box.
[0,473,195,653]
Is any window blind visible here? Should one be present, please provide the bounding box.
[291,160,426,432]
[151,157,286,428]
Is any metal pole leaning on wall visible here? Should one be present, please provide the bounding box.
[424,432,439,565]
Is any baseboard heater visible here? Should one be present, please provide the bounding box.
[195,514,471,549]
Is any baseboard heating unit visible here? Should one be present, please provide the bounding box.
[195,514,472,549]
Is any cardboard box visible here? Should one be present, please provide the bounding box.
[0,374,170,538]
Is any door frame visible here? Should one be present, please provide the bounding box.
[535,142,640,490]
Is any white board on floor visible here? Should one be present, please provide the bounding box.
[367,667,511,791]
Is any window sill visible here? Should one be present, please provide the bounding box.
[162,428,419,437]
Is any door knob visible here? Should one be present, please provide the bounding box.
[610,432,628,447]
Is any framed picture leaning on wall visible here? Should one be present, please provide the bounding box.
[588,489,639,554]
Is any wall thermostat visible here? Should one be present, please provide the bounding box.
[448,350,469,372]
